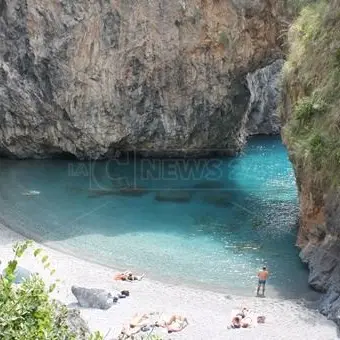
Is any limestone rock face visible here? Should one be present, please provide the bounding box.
[319,290,340,328]
[0,0,287,159]
[246,59,283,135]
[66,308,91,339]
[54,300,91,339]
[289,179,340,325]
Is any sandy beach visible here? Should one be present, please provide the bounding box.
[0,223,337,340]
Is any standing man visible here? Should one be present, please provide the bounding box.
[257,266,269,296]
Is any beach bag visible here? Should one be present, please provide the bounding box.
[257,316,266,323]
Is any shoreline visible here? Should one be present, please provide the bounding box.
[1,215,318,301]
[0,215,231,297]
[0,223,337,339]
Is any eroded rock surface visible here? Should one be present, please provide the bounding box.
[66,308,91,339]
[296,191,340,325]
[0,0,287,159]
[246,59,283,135]
[283,142,340,326]
[53,300,91,339]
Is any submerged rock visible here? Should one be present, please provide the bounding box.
[154,190,192,203]
[202,193,232,208]
[88,187,148,198]
[118,187,149,196]
[71,286,118,310]
[88,189,117,198]
[193,181,225,190]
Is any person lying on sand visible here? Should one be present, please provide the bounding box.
[114,271,145,281]
[155,315,189,333]
[126,272,145,282]
[130,313,149,328]
[231,316,251,329]
[118,314,150,339]
[119,326,141,339]
[236,307,248,319]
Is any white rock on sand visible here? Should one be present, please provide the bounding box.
[0,223,337,340]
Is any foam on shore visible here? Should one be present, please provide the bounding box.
[0,223,336,340]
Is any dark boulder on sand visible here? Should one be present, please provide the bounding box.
[71,286,118,310]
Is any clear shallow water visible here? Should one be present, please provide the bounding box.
[0,136,311,298]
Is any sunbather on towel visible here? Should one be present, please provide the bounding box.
[114,271,128,280]
[118,314,150,339]
[130,314,149,328]
[231,315,251,329]
[119,326,142,339]
[114,271,145,281]
[155,315,188,333]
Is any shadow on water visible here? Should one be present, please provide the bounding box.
[0,136,313,300]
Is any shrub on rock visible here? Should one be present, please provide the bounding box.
[0,240,103,340]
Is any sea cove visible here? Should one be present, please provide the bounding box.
[0,137,311,298]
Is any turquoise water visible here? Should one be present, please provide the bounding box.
[0,136,311,298]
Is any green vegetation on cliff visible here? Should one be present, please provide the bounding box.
[286,0,318,15]
[282,0,340,188]
[0,241,102,340]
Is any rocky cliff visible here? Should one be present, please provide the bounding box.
[0,0,287,159]
[246,59,283,135]
[281,0,340,327]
